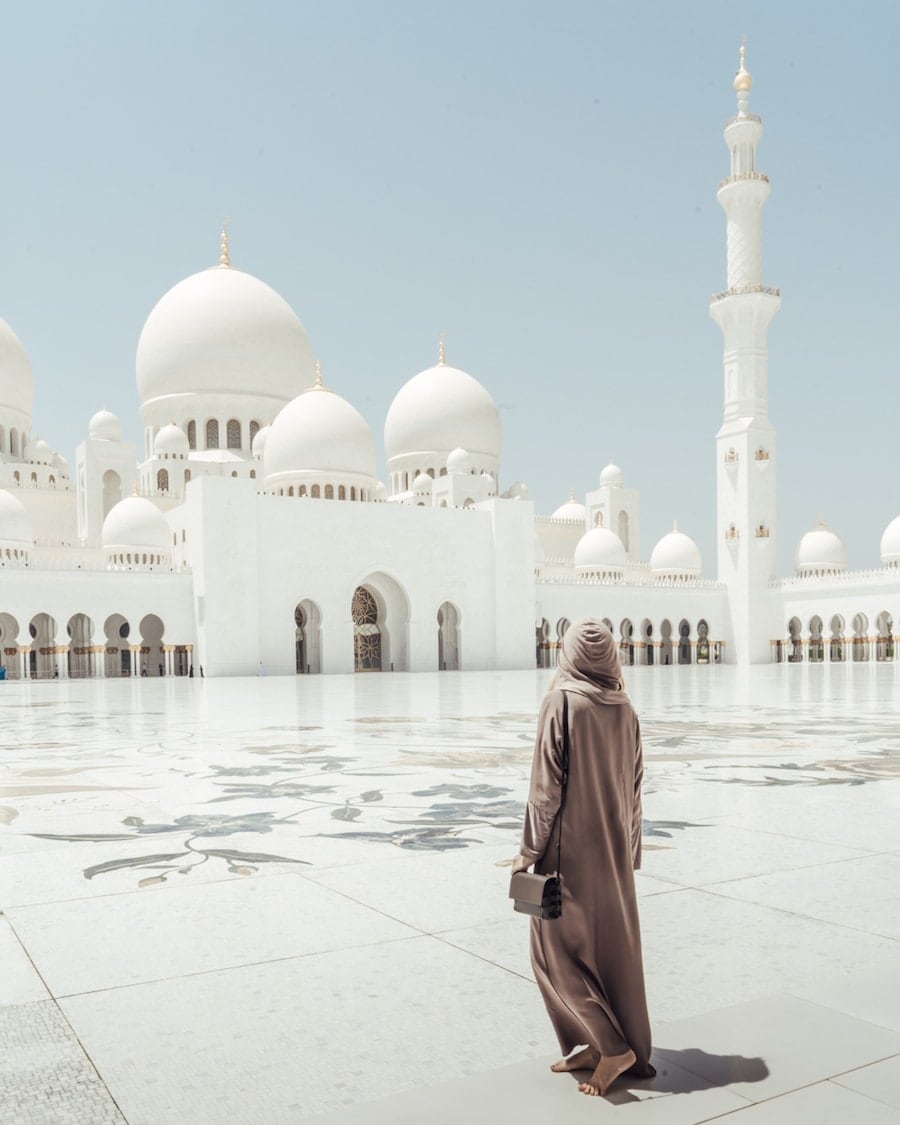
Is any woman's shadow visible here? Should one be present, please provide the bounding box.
[567,1048,769,1103]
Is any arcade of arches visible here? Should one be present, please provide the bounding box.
[536,616,722,668]
[0,612,192,679]
[777,612,894,663]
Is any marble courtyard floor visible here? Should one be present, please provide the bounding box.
[1,665,898,1124]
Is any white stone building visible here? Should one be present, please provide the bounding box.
[0,48,896,679]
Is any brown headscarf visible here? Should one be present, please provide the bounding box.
[555,618,629,704]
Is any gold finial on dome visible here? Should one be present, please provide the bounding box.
[438,333,446,365]
[673,519,679,533]
[733,38,752,93]
[314,360,324,389]
[218,219,231,268]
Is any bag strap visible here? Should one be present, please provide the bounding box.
[555,691,570,878]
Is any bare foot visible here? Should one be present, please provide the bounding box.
[578,1049,637,1096]
[550,1045,600,1073]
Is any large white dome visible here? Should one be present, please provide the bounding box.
[0,489,33,545]
[264,385,377,485]
[574,527,627,571]
[0,319,33,420]
[796,522,847,575]
[551,491,586,522]
[385,361,500,466]
[881,515,900,565]
[136,266,314,409]
[650,526,702,577]
[102,496,171,551]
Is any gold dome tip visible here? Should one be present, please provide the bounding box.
[733,41,752,92]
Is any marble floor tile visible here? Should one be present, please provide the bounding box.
[639,887,900,1024]
[8,872,418,996]
[60,936,550,1124]
[655,994,900,1102]
[436,915,534,981]
[640,822,866,888]
[710,853,900,941]
[788,966,900,1034]
[304,1050,752,1124]
[298,841,519,933]
[833,1054,900,1109]
[0,1001,125,1125]
[708,1079,900,1123]
[0,917,48,1006]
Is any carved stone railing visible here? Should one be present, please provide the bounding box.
[710,284,781,305]
[717,171,770,191]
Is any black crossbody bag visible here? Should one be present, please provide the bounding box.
[509,692,570,920]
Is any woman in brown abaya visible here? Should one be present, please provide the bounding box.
[512,617,653,1097]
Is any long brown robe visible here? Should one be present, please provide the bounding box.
[520,619,652,1073]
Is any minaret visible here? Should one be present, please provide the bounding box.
[710,44,780,664]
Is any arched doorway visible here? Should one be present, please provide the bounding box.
[437,603,461,670]
[140,614,165,676]
[697,619,710,664]
[352,586,382,671]
[808,616,824,663]
[677,619,691,664]
[104,614,132,676]
[0,613,20,678]
[640,619,654,666]
[29,614,58,679]
[876,611,893,661]
[67,613,95,678]
[352,574,409,671]
[102,470,122,518]
[295,600,322,674]
[536,619,552,668]
[852,613,869,662]
[619,619,635,666]
[660,619,674,665]
[555,618,570,662]
[788,617,803,662]
[829,615,845,663]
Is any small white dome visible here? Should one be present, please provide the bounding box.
[154,423,189,458]
[24,437,54,465]
[796,522,847,575]
[551,491,586,522]
[0,319,34,420]
[880,515,900,565]
[505,480,529,500]
[480,471,496,496]
[0,489,33,545]
[264,385,377,485]
[574,527,627,571]
[374,481,388,501]
[251,424,271,459]
[89,408,123,442]
[385,362,501,466]
[102,496,170,551]
[599,462,624,488]
[413,472,433,491]
[52,452,69,474]
[446,446,474,473]
[650,525,702,577]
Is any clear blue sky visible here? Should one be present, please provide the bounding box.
[4,1,897,574]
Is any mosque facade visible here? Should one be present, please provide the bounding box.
[0,51,897,679]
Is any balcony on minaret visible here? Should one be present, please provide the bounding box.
[725,524,740,540]
[755,524,770,539]
[718,171,769,192]
[724,448,739,464]
[710,283,781,306]
[754,448,770,461]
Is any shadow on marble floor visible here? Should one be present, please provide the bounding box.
[591,1047,770,1104]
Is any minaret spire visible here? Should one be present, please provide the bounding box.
[711,43,780,663]
[218,219,231,268]
[438,333,446,365]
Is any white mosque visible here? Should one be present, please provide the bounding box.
[0,48,897,679]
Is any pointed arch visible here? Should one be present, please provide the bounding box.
[352,573,409,672]
[437,602,461,670]
[295,599,322,674]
